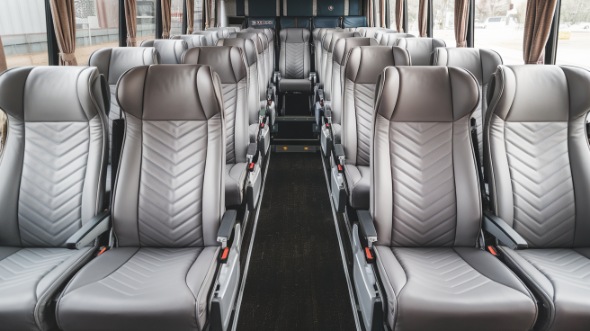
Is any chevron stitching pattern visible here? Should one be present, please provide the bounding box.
[518,249,590,291]
[393,248,492,295]
[222,83,242,164]
[505,122,575,247]
[390,122,456,247]
[139,121,207,247]
[285,43,305,79]
[355,83,376,166]
[98,248,202,296]
[0,248,73,291]
[19,122,89,247]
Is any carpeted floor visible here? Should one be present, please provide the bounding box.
[236,152,356,331]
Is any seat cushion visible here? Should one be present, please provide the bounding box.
[500,247,590,331]
[56,247,219,331]
[279,79,312,93]
[0,247,94,331]
[226,163,247,207]
[344,164,370,209]
[375,246,537,331]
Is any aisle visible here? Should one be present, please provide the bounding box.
[235,152,357,331]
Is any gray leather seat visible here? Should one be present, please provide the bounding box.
[0,66,108,331]
[485,65,590,331]
[394,37,446,65]
[183,47,250,207]
[312,28,339,82]
[56,64,237,331]
[341,46,410,209]
[89,47,158,191]
[245,28,275,83]
[172,34,208,48]
[278,28,312,93]
[378,32,415,46]
[358,66,537,331]
[141,39,188,64]
[356,27,388,39]
[236,31,267,103]
[320,31,357,104]
[373,29,399,43]
[206,26,240,39]
[191,30,219,45]
[241,29,271,88]
[432,47,502,163]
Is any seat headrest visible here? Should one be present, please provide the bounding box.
[117,64,223,121]
[328,32,358,52]
[333,37,374,66]
[191,30,219,45]
[488,65,590,122]
[379,32,415,46]
[0,66,105,122]
[345,46,411,84]
[236,31,266,53]
[375,66,479,122]
[173,34,208,48]
[89,47,159,85]
[280,28,310,43]
[432,48,502,85]
[242,29,270,49]
[182,46,248,84]
[151,39,188,64]
[395,37,446,65]
[217,38,258,66]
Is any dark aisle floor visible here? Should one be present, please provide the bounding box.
[236,152,357,331]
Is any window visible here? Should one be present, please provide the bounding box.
[388,0,398,30]
[433,0,456,46]
[194,0,203,31]
[474,0,525,64]
[170,0,183,36]
[137,0,156,43]
[407,0,420,35]
[0,0,49,69]
[74,0,119,65]
[556,0,590,66]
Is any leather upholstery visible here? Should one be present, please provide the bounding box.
[378,32,415,46]
[432,47,502,163]
[342,16,367,28]
[312,28,339,82]
[371,66,537,330]
[236,31,268,100]
[206,26,240,39]
[321,31,357,101]
[57,65,226,331]
[486,65,590,331]
[312,16,340,29]
[191,30,219,45]
[394,37,446,65]
[243,28,272,86]
[0,66,108,331]
[341,46,410,209]
[141,39,188,64]
[172,34,208,48]
[183,47,250,206]
[356,27,388,39]
[278,28,311,93]
[89,47,158,189]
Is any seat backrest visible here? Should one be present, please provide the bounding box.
[236,31,267,100]
[260,28,276,74]
[342,16,367,28]
[331,37,375,125]
[312,16,340,29]
[342,46,410,167]
[433,47,502,162]
[378,32,415,46]
[356,27,387,38]
[206,26,240,39]
[372,66,480,247]
[0,66,108,247]
[394,37,446,65]
[322,31,356,100]
[244,28,272,84]
[89,47,158,163]
[312,28,338,80]
[280,17,311,29]
[172,34,208,48]
[191,30,219,45]
[183,47,249,165]
[218,38,260,125]
[373,29,397,43]
[141,39,188,64]
[113,64,225,248]
[485,65,590,248]
[279,28,311,79]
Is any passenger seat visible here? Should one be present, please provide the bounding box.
[191,30,220,45]
[394,37,446,65]
[141,39,188,64]
[277,28,313,95]
[378,32,415,46]
[171,34,208,48]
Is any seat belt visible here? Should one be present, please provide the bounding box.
[470,118,488,210]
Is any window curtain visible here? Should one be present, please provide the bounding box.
[125,0,137,46]
[186,0,195,33]
[418,0,427,36]
[161,0,172,38]
[523,0,558,64]
[366,0,374,27]
[49,0,77,65]
[395,0,404,32]
[205,0,216,28]
[454,0,469,47]
[379,0,387,27]
[0,36,7,72]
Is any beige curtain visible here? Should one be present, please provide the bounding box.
[454,0,469,47]
[523,0,558,64]
[124,0,137,46]
[205,0,216,28]
[161,0,172,38]
[418,0,428,37]
[395,0,404,32]
[186,0,195,33]
[0,36,7,72]
[366,0,374,27]
[379,0,387,27]
[49,0,77,65]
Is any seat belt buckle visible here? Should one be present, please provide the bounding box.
[248,162,256,172]
[487,245,498,256]
[219,247,230,263]
[364,247,375,263]
[97,246,108,256]
[337,164,344,173]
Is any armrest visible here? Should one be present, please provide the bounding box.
[483,212,528,250]
[357,210,377,247]
[333,144,345,165]
[66,211,111,249]
[247,142,259,163]
[217,210,238,249]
